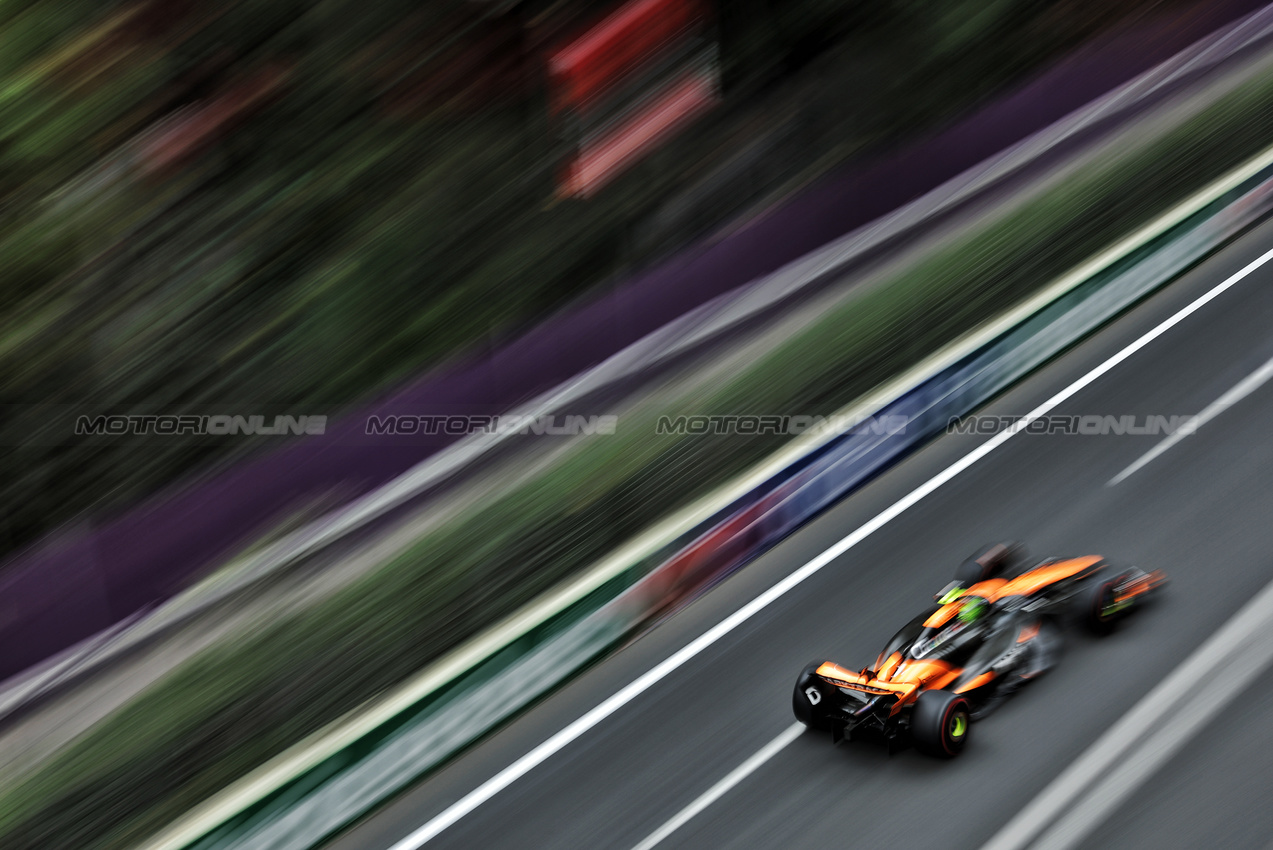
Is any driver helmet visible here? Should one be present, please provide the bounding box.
[957,595,989,624]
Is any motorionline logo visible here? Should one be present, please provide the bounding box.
[655,414,909,436]
[75,414,328,436]
[946,414,1199,436]
[364,414,618,436]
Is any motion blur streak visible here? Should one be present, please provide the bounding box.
[980,573,1273,850]
[1106,353,1273,485]
[383,243,1273,849]
[560,67,718,197]
[627,723,804,850]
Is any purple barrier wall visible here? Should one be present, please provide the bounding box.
[1,0,1266,681]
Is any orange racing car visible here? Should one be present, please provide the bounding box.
[792,543,1165,757]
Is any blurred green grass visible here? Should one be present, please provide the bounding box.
[4,43,1273,850]
[0,0,1164,557]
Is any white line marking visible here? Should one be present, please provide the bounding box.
[1107,354,1273,485]
[627,723,805,850]
[385,246,1273,850]
[981,572,1273,850]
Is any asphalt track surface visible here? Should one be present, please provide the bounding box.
[326,214,1273,850]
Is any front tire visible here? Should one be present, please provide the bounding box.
[1082,568,1138,634]
[911,690,972,758]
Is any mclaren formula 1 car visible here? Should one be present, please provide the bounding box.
[792,543,1165,757]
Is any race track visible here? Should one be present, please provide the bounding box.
[326,212,1273,850]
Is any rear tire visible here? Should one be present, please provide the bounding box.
[911,690,972,758]
[793,661,834,731]
[955,542,1026,585]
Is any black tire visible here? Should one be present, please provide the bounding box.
[911,690,972,758]
[793,661,834,731]
[1082,567,1137,635]
[955,542,1026,585]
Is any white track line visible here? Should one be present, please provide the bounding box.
[1108,353,1273,485]
[385,248,1273,850]
[981,572,1273,850]
[628,724,804,850]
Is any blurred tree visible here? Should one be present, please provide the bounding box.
[0,0,1186,563]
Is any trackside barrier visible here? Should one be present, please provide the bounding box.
[4,0,1267,687]
[168,165,1273,850]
